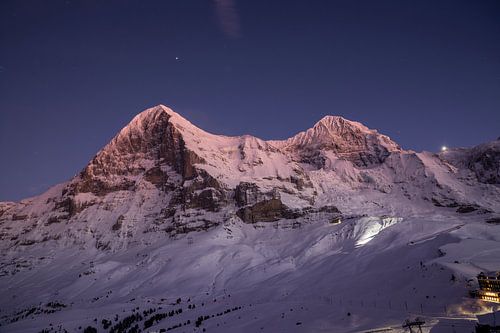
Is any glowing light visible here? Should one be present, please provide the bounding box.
[482,291,499,297]
[441,146,448,152]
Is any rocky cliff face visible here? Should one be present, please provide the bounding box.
[75,106,206,196]
[0,105,498,252]
[440,139,500,184]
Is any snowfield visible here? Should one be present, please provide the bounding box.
[0,105,499,332]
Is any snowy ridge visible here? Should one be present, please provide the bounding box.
[0,105,499,332]
[0,104,498,250]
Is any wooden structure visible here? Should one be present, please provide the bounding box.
[402,318,425,333]
[478,272,500,303]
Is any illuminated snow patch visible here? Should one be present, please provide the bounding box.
[354,216,403,247]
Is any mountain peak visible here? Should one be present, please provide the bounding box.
[77,105,208,190]
[282,114,396,148]
[117,105,216,148]
[130,104,191,130]
[313,115,370,133]
[273,114,401,167]
[80,106,405,189]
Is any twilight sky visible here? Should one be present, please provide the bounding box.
[1,0,499,201]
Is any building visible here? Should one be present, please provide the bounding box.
[477,272,500,303]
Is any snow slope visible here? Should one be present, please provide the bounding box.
[0,105,499,332]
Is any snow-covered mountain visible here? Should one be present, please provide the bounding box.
[0,105,499,332]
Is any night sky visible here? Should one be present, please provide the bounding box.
[1,1,499,201]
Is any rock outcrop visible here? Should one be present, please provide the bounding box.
[236,198,301,223]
